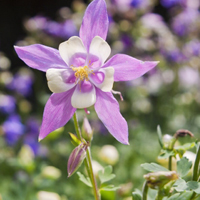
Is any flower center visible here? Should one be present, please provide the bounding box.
[71,65,94,83]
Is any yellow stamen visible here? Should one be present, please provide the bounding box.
[71,65,94,83]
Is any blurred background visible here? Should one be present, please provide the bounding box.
[0,0,200,199]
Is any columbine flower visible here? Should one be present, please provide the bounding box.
[14,0,158,144]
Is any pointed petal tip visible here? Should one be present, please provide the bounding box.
[122,140,129,145]
[14,45,20,52]
[38,136,43,142]
[154,61,160,64]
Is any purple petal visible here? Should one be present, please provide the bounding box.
[79,0,109,51]
[94,88,129,144]
[103,54,159,82]
[39,89,76,140]
[14,44,67,72]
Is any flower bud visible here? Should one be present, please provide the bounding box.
[162,134,176,149]
[144,171,178,189]
[174,129,194,139]
[67,143,88,177]
[82,117,93,142]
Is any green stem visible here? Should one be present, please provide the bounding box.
[86,147,100,200]
[73,112,82,140]
[190,192,196,200]
[142,181,148,200]
[73,112,100,200]
[193,144,200,181]
[156,190,164,200]
[168,156,172,171]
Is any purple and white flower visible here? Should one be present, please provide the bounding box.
[14,0,158,144]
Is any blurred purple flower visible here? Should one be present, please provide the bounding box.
[111,0,143,11]
[15,0,158,144]
[141,13,165,30]
[121,35,133,49]
[24,16,48,31]
[25,16,78,40]
[23,118,41,155]
[172,9,199,36]
[3,115,24,145]
[7,69,34,97]
[182,0,200,9]
[59,20,78,39]
[0,94,16,115]
[130,0,143,7]
[161,0,181,8]
[43,20,78,39]
[184,40,200,57]
[161,48,185,63]
[178,66,200,88]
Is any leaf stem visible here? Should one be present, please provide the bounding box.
[73,112,100,200]
[142,181,148,200]
[73,112,82,140]
[86,147,100,200]
[156,190,164,200]
[168,156,172,171]
[193,143,200,181]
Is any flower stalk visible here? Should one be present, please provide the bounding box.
[73,112,100,200]
[142,181,148,200]
[192,143,200,181]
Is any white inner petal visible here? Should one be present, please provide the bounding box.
[71,82,96,108]
[59,36,87,66]
[89,36,111,64]
[90,67,114,92]
[46,68,76,93]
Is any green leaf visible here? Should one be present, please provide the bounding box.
[132,191,142,200]
[77,172,92,187]
[157,125,163,148]
[141,163,169,172]
[173,179,187,192]
[175,143,196,151]
[158,149,175,159]
[175,143,196,158]
[166,191,193,200]
[100,185,120,191]
[186,181,200,194]
[69,132,81,146]
[98,166,116,184]
[177,157,192,177]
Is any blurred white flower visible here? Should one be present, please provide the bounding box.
[37,191,61,200]
[99,145,119,165]
[0,53,11,70]
[41,166,61,180]
[91,160,104,176]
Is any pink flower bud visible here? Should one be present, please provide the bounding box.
[82,117,93,142]
[67,143,88,177]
